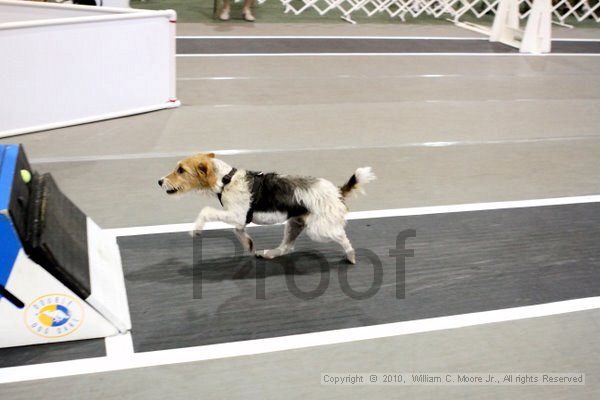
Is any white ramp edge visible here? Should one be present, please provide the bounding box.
[87,218,131,333]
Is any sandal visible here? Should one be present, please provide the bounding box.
[242,10,255,22]
[219,8,230,21]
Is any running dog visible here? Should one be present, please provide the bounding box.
[158,153,375,264]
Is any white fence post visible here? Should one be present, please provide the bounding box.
[490,0,520,47]
[520,0,552,53]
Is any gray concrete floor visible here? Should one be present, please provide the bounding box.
[2,309,599,399]
[4,55,600,228]
[176,22,488,37]
[1,23,599,399]
[175,22,600,39]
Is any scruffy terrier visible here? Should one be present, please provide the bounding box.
[158,153,375,264]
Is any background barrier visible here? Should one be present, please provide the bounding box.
[0,0,179,138]
[276,0,599,25]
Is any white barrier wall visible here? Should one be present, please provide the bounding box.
[0,1,132,22]
[0,1,179,138]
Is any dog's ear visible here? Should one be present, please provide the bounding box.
[206,153,215,158]
[194,157,217,189]
[196,162,208,175]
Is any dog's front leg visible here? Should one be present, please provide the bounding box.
[192,207,244,235]
[234,228,254,252]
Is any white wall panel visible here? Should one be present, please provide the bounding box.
[0,1,178,137]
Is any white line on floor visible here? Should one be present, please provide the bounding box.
[176,53,600,57]
[105,194,600,237]
[177,74,464,80]
[28,135,600,164]
[104,332,134,358]
[175,36,600,41]
[548,38,600,42]
[176,73,600,81]
[1,297,598,384]
[177,36,488,40]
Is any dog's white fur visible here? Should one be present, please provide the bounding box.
[160,155,375,264]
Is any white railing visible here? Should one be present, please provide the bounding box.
[275,0,599,25]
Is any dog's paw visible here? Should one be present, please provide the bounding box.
[189,229,203,237]
[345,251,356,265]
[255,250,266,258]
[255,249,274,259]
[255,249,285,259]
[193,220,205,233]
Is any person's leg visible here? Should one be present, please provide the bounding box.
[242,0,255,21]
[220,0,231,20]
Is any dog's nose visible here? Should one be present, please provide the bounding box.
[158,178,164,187]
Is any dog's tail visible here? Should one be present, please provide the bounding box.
[340,167,376,198]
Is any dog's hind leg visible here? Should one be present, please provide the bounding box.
[234,227,254,252]
[256,217,305,259]
[333,230,356,265]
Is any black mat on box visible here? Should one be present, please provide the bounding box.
[26,173,91,300]
[7,146,91,301]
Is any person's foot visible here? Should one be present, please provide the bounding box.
[242,9,255,22]
[219,8,230,21]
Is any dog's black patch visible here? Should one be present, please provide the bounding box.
[246,172,314,219]
[340,174,357,198]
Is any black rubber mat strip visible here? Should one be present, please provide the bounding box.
[119,202,600,353]
[176,38,600,55]
[177,38,516,54]
[0,339,106,368]
[552,40,600,54]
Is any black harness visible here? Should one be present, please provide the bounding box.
[217,168,264,225]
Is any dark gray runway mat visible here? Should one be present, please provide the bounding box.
[119,203,600,353]
[176,38,600,54]
[553,40,600,54]
[177,38,515,54]
[0,339,105,368]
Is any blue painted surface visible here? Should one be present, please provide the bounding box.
[0,144,22,303]
[0,145,5,211]
[0,214,22,301]
[0,144,19,212]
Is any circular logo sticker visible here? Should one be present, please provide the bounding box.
[25,294,84,338]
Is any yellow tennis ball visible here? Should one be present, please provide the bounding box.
[20,169,31,183]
